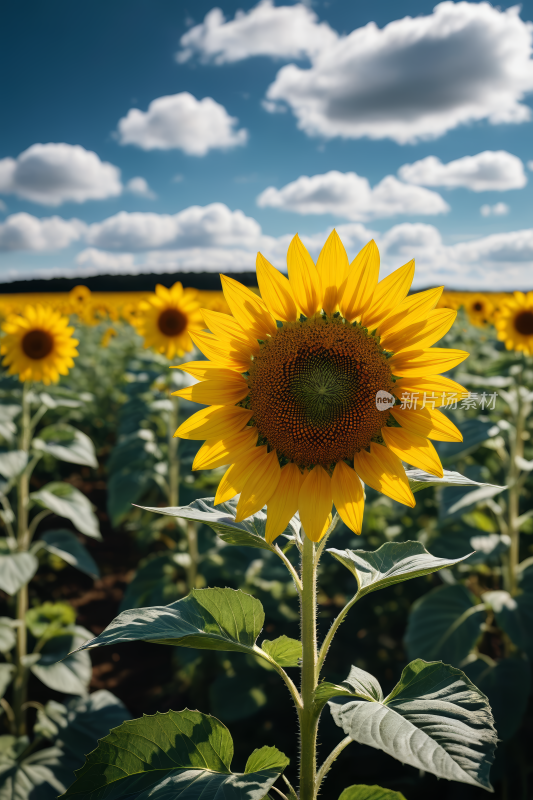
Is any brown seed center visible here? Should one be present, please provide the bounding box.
[248,317,393,468]
[22,329,54,360]
[158,308,187,337]
[472,302,483,312]
[514,310,533,336]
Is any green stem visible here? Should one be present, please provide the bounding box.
[185,521,198,590]
[168,394,180,508]
[505,385,524,596]
[315,736,352,794]
[13,381,32,736]
[317,593,359,676]
[299,534,319,800]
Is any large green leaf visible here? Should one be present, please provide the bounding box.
[33,424,98,469]
[315,664,384,708]
[0,450,28,480]
[31,626,92,696]
[74,587,266,657]
[138,498,299,551]
[0,549,38,596]
[62,709,287,799]
[38,530,100,579]
[406,468,503,494]
[404,584,485,666]
[30,483,101,540]
[328,541,471,599]
[339,786,407,800]
[244,746,289,774]
[440,482,507,521]
[463,656,531,740]
[329,659,496,791]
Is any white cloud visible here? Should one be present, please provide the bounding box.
[75,248,136,271]
[480,202,510,217]
[0,213,86,252]
[125,177,157,200]
[0,143,122,206]
[177,0,337,64]
[116,92,248,155]
[256,170,449,221]
[398,151,527,191]
[265,2,533,143]
[86,203,262,251]
[452,228,533,264]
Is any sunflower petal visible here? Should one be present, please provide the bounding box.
[331,460,364,534]
[381,427,443,478]
[265,463,303,544]
[173,378,249,406]
[220,275,277,339]
[202,309,259,355]
[353,443,415,507]
[299,465,332,542]
[287,234,322,318]
[391,406,462,442]
[362,259,415,330]
[235,449,281,522]
[390,348,469,377]
[192,427,258,470]
[316,229,349,315]
[215,446,268,505]
[256,252,298,322]
[172,362,241,382]
[392,375,468,408]
[384,309,457,353]
[189,330,252,372]
[378,286,444,339]
[338,240,379,322]
[176,405,253,440]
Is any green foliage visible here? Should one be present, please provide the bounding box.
[62,709,288,799]
[261,636,302,667]
[36,529,100,579]
[33,423,98,468]
[30,482,101,539]
[329,659,497,791]
[76,587,266,656]
[463,656,531,740]
[328,540,471,598]
[404,584,485,665]
[339,787,407,800]
[0,544,38,595]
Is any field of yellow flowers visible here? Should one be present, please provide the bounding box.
[0,274,532,800]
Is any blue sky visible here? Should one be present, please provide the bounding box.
[1,0,533,289]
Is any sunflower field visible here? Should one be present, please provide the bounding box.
[0,234,533,800]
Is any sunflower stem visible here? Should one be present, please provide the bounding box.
[504,373,526,596]
[168,393,180,508]
[299,533,319,800]
[13,381,32,736]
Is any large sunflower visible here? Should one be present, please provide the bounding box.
[133,283,204,359]
[174,232,468,543]
[1,305,78,384]
[495,291,533,355]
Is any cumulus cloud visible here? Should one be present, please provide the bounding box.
[177,0,337,64]
[398,151,527,192]
[0,213,86,252]
[86,203,262,251]
[265,2,533,143]
[480,202,510,217]
[125,177,157,200]
[0,143,122,206]
[256,170,449,221]
[116,92,247,155]
[75,248,136,271]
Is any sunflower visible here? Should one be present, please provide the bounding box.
[132,283,204,359]
[464,293,493,327]
[1,305,79,384]
[495,291,533,355]
[174,232,467,543]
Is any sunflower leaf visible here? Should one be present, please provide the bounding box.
[138,497,299,551]
[37,530,100,579]
[30,482,101,540]
[329,659,496,791]
[406,468,504,494]
[327,541,471,599]
[33,424,98,469]
[31,626,93,696]
[61,709,287,799]
[0,450,28,480]
[261,635,302,667]
[339,786,407,800]
[0,550,38,596]
[72,587,266,658]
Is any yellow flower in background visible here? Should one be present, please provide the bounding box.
[101,327,118,347]
[132,282,204,359]
[464,293,493,327]
[495,292,533,355]
[1,305,79,384]
[174,231,467,544]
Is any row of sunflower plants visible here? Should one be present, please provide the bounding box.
[54,231,505,800]
[0,310,133,797]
